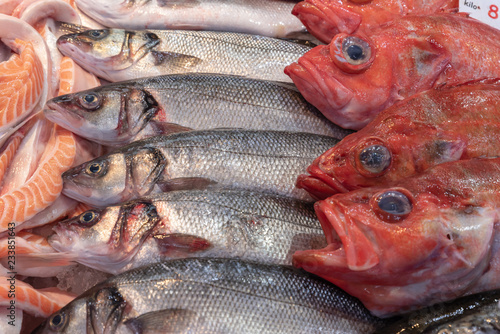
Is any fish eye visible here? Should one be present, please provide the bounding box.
[49,311,66,331]
[78,93,101,110]
[330,34,374,73]
[87,29,108,40]
[357,144,391,175]
[354,139,391,177]
[85,161,107,177]
[371,189,413,222]
[79,210,100,227]
[145,32,159,41]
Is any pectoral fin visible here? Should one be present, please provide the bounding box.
[151,51,202,70]
[153,233,212,256]
[124,309,200,334]
[423,136,466,166]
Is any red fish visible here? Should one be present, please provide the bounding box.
[285,13,500,130]
[293,0,458,43]
[294,158,500,316]
[297,80,500,199]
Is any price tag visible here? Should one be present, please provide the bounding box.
[460,0,500,30]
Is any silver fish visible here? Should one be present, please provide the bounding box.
[61,129,339,206]
[32,258,388,334]
[44,73,352,146]
[47,189,326,274]
[73,0,307,38]
[376,290,500,333]
[56,28,312,82]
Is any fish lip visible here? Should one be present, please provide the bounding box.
[285,52,354,125]
[297,164,349,199]
[292,0,361,41]
[48,224,79,251]
[314,199,379,271]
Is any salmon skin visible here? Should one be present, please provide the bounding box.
[294,158,500,317]
[61,129,340,206]
[292,0,458,43]
[48,189,326,274]
[285,13,500,130]
[33,258,389,334]
[297,80,500,199]
[45,73,352,146]
[57,28,312,83]
[73,0,307,39]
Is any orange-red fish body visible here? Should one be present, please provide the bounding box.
[294,158,500,317]
[297,80,500,199]
[293,0,458,43]
[285,14,500,130]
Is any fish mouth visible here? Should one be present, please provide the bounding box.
[296,162,349,199]
[48,223,80,251]
[285,48,354,127]
[294,198,379,275]
[44,99,85,130]
[292,0,362,43]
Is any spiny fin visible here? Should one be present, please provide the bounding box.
[424,137,466,165]
[157,177,217,192]
[149,121,193,135]
[153,233,212,255]
[151,51,202,69]
[124,309,200,334]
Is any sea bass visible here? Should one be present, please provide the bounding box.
[376,289,500,333]
[73,0,306,39]
[33,258,388,334]
[47,189,326,274]
[297,80,500,199]
[292,0,458,43]
[62,129,340,206]
[44,73,352,146]
[57,28,312,83]
[285,13,500,130]
[293,158,500,317]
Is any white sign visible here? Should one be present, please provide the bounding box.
[460,0,500,30]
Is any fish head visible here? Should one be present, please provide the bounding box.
[45,85,161,146]
[62,146,166,206]
[294,184,496,315]
[49,201,160,272]
[56,28,160,80]
[32,297,88,334]
[285,26,451,130]
[297,111,467,198]
[32,286,126,334]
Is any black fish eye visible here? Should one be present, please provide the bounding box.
[85,161,106,177]
[49,312,66,330]
[78,93,101,110]
[87,29,108,40]
[373,190,412,222]
[79,210,99,227]
[358,144,391,175]
[342,36,371,65]
[145,32,159,41]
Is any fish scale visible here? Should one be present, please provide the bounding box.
[33,258,388,333]
[62,129,340,206]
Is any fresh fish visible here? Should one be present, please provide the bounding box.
[73,0,306,39]
[294,158,500,317]
[56,28,312,82]
[285,13,500,130]
[297,80,500,199]
[47,189,326,274]
[33,258,388,333]
[293,0,458,43]
[44,73,352,146]
[376,290,500,334]
[62,129,340,206]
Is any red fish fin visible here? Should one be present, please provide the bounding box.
[125,309,201,334]
[153,233,212,255]
[400,37,451,95]
[157,177,217,192]
[423,137,466,166]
